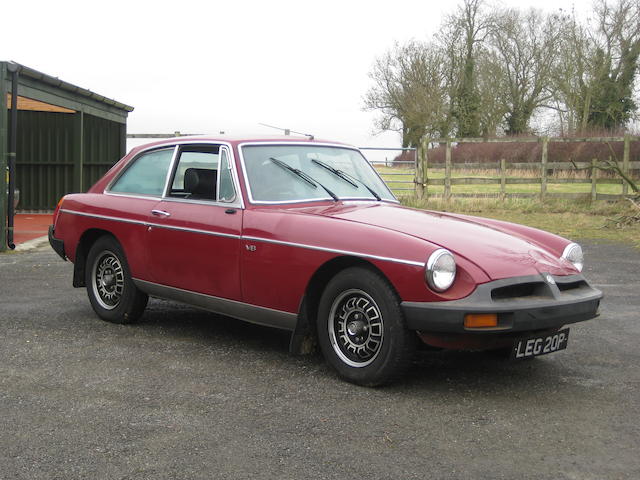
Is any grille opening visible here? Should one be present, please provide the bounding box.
[557,280,588,292]
[491,282,547,301]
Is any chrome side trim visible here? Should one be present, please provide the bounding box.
[60,208,424,266]
[158,195,242,209]
[147,223,240,239]
[133,279,297,331]
[60,209,147,226]
[59,209,241,240]
[242,235,425,267]
[102,192,163,201]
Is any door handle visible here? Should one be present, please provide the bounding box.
[151,209,171,217]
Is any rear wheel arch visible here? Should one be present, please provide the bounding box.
[72,229,118,287]
[84,235,148,324]
[290,256,400,354]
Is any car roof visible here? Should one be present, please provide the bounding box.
[128,135,353,156]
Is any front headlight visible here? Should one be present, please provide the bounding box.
[562,243,583,272]
[426,249,456,292]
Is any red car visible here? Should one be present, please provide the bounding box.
[49,136,602,386]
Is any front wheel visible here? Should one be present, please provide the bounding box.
[317,267,415,386]
[85,235,148,324]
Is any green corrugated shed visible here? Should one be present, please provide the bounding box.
[1,61,133,250]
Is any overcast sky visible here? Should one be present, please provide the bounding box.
[3,0,587,151]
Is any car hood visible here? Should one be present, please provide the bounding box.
[290,202,577,280]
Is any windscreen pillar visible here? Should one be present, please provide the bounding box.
[0,63,8,251]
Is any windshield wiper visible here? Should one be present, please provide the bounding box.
[311,158,381,201]
[269,157,339,201]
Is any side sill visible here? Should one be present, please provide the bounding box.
[133,279,297,331]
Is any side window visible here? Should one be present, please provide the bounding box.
[218,148,237,203]
[109,148,174,196]
[169,145,220,201]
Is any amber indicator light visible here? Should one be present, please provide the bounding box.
[464,313,498,328]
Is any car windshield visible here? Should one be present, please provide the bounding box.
[241,144,396,203]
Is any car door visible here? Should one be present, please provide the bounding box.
[146,144,243,301]
[103,146,176,281]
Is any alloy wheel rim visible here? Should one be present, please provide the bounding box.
[328,289,384,368]
[92,251,125,310]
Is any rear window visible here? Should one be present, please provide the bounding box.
[109,148,174,196]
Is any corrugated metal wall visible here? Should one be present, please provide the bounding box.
[13,111,123,210]
[14,111,74,210]
[83,114,124,190]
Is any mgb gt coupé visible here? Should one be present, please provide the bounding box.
[49,136,602,385]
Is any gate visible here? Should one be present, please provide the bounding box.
[359,147,417,196]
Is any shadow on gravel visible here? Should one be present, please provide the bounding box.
[124,298,565,394]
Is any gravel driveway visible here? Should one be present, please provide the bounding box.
[0,242,638,479]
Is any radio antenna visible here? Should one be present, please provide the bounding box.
[259,123,314,140]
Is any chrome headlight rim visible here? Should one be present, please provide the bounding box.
[426,248,457,292]
[561,242,584,272]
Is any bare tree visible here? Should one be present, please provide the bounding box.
[550,10,592,133]
[488,8,562,134]
[475,48,510,136]
[364,0,639,142]
[552,1,640,133]
[364,41,453,147]
[439,0,493,137]
[588,0,640,129]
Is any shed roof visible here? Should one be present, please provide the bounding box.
[1,61,134,123]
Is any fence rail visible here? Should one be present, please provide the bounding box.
[365,135,639,201]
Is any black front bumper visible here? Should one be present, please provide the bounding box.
[48,225,66,260]
[402,273,602,334]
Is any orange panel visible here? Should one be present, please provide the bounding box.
[6,94,75,113]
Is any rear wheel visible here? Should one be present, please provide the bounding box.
[85,236,148,324]
[317,267,415,386]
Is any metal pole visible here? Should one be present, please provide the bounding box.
[7,63,18,249]
[0,63,7,252]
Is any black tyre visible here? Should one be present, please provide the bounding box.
[85,235,148,324]
[317,267,416,386]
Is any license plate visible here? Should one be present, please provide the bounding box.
[511,329,570,360]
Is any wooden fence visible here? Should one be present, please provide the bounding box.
[411,135,640,201]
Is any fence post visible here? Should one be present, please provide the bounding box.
[591,158,598,202]
[622,134,630,196]
[423,138,429,199]
[445,139,452,201]
[500,158,506,201]
[540,136,548,200]
[416,138,426,199]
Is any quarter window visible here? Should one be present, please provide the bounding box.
[110,148,174,196]
[218,148,236,203]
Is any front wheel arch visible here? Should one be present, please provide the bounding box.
[316,266,416,386]
[290,257,400,355]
